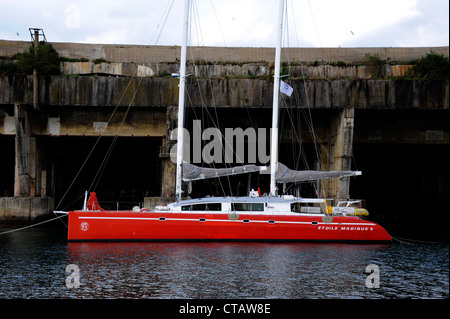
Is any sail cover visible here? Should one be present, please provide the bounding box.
[182,162,264,181]
[275,162,361,183]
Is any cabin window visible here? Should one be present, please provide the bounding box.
[181,203,222,211]
[232,203,264,212]
[205,203,221,211]
[192,204,206,211]
[291,202,324,214]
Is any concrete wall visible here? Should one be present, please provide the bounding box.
[0,76,447,113]
[0,197,54,224]
[1,40,448,63]
[1,40,448,224]
[60,61,155,77]
[58,60,415,79]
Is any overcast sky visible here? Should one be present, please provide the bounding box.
[1,0,448,48]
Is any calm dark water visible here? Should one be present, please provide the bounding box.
[0,226,448,299]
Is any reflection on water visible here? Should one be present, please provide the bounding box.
[0,227,448,299]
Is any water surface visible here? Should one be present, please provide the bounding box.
[0,226,448,299]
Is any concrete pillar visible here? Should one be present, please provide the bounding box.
[160,105,177,199]
[160,156,175,198]
[3,103,55,223]
[334,107,355,200]
[14,103,31,196]
[28,137,41,197]
[14,103,42,197]
[323,107,355,200]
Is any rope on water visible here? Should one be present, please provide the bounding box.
[0,213,67,236]
[392,235,443,245]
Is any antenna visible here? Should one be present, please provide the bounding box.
[29,28,47,44]
[28,28,46,111]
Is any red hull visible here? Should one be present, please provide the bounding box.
[68,210,391,242]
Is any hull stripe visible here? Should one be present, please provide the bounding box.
[78,215,375,226]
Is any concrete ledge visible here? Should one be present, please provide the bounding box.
[1,40,448,64]
[59,60,414,79]
[60,61,155,77]
[0,197,55,225]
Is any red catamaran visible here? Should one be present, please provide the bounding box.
[67,191,390,242]
[60,0,391,243]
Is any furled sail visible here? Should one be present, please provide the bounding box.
[182,161,265,181]
[275,162,361,183]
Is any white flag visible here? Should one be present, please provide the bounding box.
[280,80,293,97]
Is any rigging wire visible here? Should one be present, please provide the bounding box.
[6,38,144,233]
[185,0,255,196]
[275,0,335,196]
[184,1,229,196]
[277,1,307,194]
[305,0,359,174]
[306,0,323,49]
[291,0,358,195]
[55,69,140,211]
[150,0,175,45]
[210,0,227,47]
[89,76,144,193]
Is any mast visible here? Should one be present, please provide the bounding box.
[270,0,285,196]
[175,0,190,201]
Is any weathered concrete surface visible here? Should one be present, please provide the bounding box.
[3,40,447,79]
[0,76,180,107]
[283,79,449,110]
[329,108,355,199]
[1,40,447,64]
[0,76,447,112]
[1,105,167,137]
[0,197,55,224]
[58,60,418,79]
[14,103,32,196]
[60,61,155,77]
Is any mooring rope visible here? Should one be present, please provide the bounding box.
[0,213,67,236]
[391,235,443,245]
